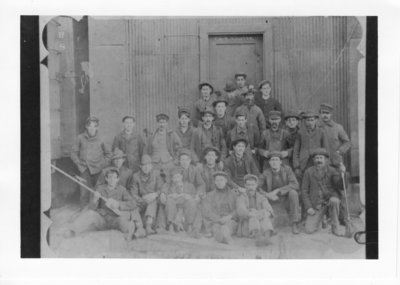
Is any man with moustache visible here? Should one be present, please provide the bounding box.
[193,82,217,127]
[293,110,330,183]
[193,106,227,161]
[145,113,182,182]
[302,148,346,236]
[112,115,145,173]
[318,103,352,168]
[235,90,266,134]
[258,111,289,170]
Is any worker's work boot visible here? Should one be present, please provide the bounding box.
[124,222,136,241]
[145,217,156,235]
[135,226,147,239]
[331,225,342,237]
[292,222,300,234]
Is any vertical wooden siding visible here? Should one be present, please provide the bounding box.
[124,16,352,134]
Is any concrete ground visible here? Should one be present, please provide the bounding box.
[48,204,365,259]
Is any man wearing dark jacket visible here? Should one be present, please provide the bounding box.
[301,148,346,236]
[259,151,301,234]
[293,110,330,182]
[224,138,260,188]
[254,80,282,129]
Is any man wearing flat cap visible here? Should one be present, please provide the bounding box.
[293,110,330,183]
[223,81,245,116]
[255,80,283,129]
[130,154,164,235]
[193,106,227,161]
[318,103,352,168]
[283,111,301,169]
[96,149,134,190]
[258,151,301,234]
[235,174,274,245]
[301,148,346,236]
[198,146,224,194]
[202,171,239,244]
[144,113,182,182]
[112,115,145,174]
[235,90,266,134]
[71,116,112,207]
[192,82,217,127]
[213,95,236,139]
[176,107,199,164]
[226,110,260,161]
[258,110,290,170]
[224,137,260,188]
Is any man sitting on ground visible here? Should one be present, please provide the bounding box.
[64,167,145,240]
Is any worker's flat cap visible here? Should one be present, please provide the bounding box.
[212,95,229,107]
[244,174,259,184]
[122,115,135,122]
[178,106,191,118]
[202,106,215,116]
[284,111,300,120]
[198,82,214,92]
[319,103,334,112]
[234,72,247,79]
[267,151,283,160]
[156,113,170,121]
[86,116,99,125]
[258,80,272,89]
[203,145,220,158]
[269,110,282,119]
[223,82,236,92]
[311,148,330,158]
[302,110,319,118]
[213,171,228,179]
[232,137,248,147]
[111,148,127,160]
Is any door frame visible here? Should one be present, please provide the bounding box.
[199,24,273,85]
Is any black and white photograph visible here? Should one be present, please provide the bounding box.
[40,15,368,259]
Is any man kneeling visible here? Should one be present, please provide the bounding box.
[236,174,274,246]
[202,171,238,244]
[64,167,145,240]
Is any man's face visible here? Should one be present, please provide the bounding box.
[141,162,153,174]
[214,175,227,189]
[236,76,246,88]
[202,113,214,126]
[227,91,236,98]
[179,154,191,169]
[245,93,254,105]
[123,118,135,133]
[172,173,183,185]
[269,117,281,130]
[269,157,282,171]
[285,117,299,129]
[313,155,326,167]
[112,158,125,169]
[86,122,98,137]
[205,151,217,165]
[236,115,247,128]
[105,172,119,189]
[320,110,332,123]
[158,119,168,131]
[245,179,258,195]
[305,117,317,130]
[201,86,212,100]
[215,102,227,117]
[260,83,271,97]
[179,114,190,128]
[233,142,246,156]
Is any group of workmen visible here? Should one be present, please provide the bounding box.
[64,72,353,246]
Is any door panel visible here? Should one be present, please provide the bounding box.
[209,35,263,92]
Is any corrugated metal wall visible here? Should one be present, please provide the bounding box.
[88,16,355,146]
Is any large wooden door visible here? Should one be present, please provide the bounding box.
[209,35,263,91]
